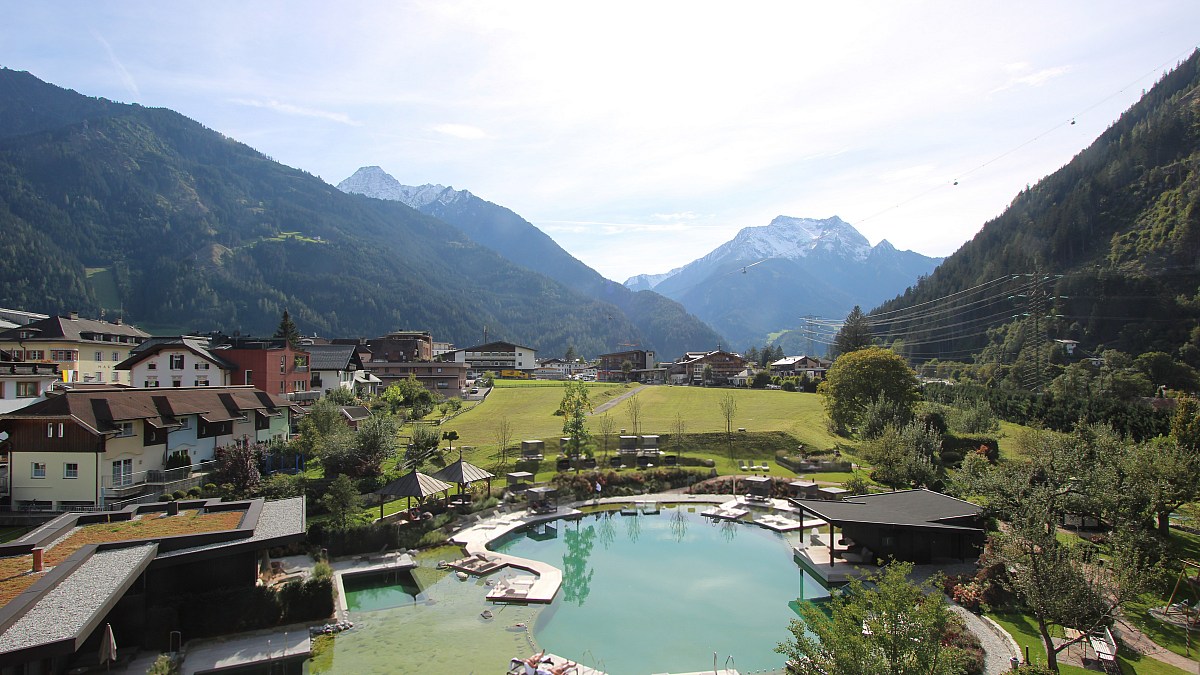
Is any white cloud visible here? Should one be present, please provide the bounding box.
[431,124,488,140]
[91,30,139,98]
[229,99,361,126]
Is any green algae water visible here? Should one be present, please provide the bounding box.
[322,507,828,675]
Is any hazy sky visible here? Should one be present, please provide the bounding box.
[2,2,1198,281]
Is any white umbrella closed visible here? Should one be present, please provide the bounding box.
[99,622,116,670]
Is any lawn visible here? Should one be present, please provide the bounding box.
[1119,527,1200,663]
[988,610,1194,675]
[438,384,858,481]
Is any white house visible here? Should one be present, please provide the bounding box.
[0,357,61,415]
[116,337,235,388]
[451,340,538,375]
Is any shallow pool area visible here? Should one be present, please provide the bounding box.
[318,504,830,675]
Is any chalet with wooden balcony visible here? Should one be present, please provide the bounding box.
[0,386,293,512]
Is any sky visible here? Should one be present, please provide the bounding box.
[2,2,1198,282]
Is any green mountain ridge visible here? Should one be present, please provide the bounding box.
[871,50,1200,384]
[337,166,726,358]
[0,68,649,357]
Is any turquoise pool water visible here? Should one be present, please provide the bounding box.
[490,506,830,674]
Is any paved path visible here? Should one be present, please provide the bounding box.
[1114,614,1200,672]
[591,384,643,414]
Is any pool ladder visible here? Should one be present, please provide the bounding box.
[713,651,737,674]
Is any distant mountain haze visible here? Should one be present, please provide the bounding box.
[622,215,942,350]
[338,166,726,358]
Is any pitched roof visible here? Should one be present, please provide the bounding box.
[116,336,236,371]
[375,471,453,499]
[0,386,289,436]
[458,340,537,353]
[432,458,496,485]
[305,344,357,371]
[791,489,984,532]
[0,315,148,342]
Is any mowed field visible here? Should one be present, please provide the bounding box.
[445,382,841,458]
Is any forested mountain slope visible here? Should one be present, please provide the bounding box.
[0,68,642,356]
[338,166,725,358]
[872,50,1200,377]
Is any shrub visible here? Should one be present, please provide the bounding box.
[159,493,173,502]
[172,490,187,501]
[419,530,448,547]
[186,486,202,497]
[165,452,191,471]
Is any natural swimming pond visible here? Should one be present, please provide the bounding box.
[491,506,829,674]
[322,505,828,675]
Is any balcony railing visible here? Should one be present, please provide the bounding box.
[101,459,216,491]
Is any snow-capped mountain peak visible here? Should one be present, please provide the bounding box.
[336,166,469,209]
[724,215,873,263]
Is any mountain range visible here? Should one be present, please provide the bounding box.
[0,68,710,359]
[336,166,723,358]
[624,216,942,349]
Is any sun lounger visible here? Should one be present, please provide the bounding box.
[761,461,770,472]
[738,460,748,471]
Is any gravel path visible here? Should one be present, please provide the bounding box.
[950,606,1021,675]
[590,383,643,414]
[907,565,1020,675]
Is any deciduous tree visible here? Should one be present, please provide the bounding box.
[718,392,737,460]
[321,474,361,530]
[820,347,919,435]
[625,395,643,437]
[777,562,971,675]
[560,381,592,461]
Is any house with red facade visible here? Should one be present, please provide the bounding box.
[209,336,312,398]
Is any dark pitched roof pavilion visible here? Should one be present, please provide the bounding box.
[790,488,984,533]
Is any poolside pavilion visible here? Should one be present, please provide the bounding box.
[375,470,453,518]
[432,457,496,507]
[790,488,985,566]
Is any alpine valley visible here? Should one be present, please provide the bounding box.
[0,68,719,358]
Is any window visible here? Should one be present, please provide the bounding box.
[31,462,46,479]
[16,381,38,398]
[169,354,185,370]
[26,350,44,360]
[112,459,133,487]
[111,351,119,361]
[145,376,159,387]
[279,381,285,393]
[110,371,119,382]
[245,370,253,385]
[95,351,103,362]
[115,422,134,437]
[280,356,286,374]
[195,378,209,387]
[194,362,209,370]
[178,417,191,430]
[148,362,157,370]
[63,463,78,479]
[51,349,76,362]
[172,378,182,387]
